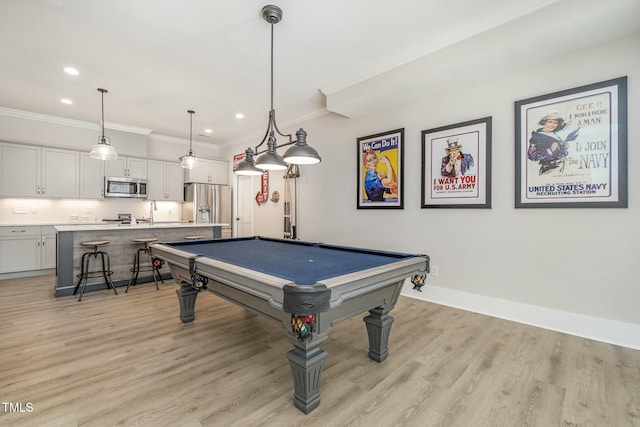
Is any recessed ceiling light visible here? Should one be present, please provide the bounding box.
[204,128,213,134]
[235,113,244,119]
[63,67,79,76]
[60,98,73,105]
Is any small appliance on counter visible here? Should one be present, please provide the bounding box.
[102,213,133,224]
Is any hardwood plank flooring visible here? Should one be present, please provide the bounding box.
[1,275,639,426]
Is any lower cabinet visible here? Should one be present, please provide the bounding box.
[0,226,56,274]
[41,226,57,269]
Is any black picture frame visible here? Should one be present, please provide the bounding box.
[421,117,492,208]
[515,76,628,208]
[357,128,404,209]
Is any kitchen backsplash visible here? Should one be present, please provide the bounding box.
[0,198,181,225]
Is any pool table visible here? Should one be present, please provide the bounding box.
[151,236,429,413]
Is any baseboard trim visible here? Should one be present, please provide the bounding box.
[0,268,55,281]
[402,282,640,350]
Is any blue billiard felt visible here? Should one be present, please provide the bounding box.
[171,237,412,286]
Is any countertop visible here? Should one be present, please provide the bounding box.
[55,223,228,232]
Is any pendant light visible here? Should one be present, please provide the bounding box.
[234,5,321,176]
[89,88,118,160]
[179,110,199,169]
[235,148,264,176]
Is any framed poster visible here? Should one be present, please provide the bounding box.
[421,117,492,208]
[515,76,627,208]
[357,128,404,209]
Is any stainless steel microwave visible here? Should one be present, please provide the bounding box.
[104,177,148,198]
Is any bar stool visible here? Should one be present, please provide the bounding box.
[74,240,117,302]
[184,235,205,240]
[125,237,163,292]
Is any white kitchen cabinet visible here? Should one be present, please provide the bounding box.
[42,148,80,197]
[147,160,184,201]
[0,226,41,273]
[41,227,57,269]
[184,159,228,184]
[0,143,79,198]
[105,156,147,179]
[0,143,39,196]
[0,226,57,273]
[80,153,105,198]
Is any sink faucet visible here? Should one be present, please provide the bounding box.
[149,200,157,225]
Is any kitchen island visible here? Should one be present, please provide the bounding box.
[54,223,226,297]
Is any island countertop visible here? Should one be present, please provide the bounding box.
[55,222,228,232]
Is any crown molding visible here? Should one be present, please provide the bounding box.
[103,121,152,135]
[147,132,215,150]
[0,107,152,135]
[147,133,188,145]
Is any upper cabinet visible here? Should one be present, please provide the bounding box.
[147,160,184,201]
[0,143,39,196]
[42,148,80,198]
[0,143,79,198]
[184,159,229,185]
[105,156,147,179]
[80,153,105,199]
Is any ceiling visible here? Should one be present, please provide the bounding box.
[0,0,638,149]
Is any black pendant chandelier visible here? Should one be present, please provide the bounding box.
[235,5,321,176]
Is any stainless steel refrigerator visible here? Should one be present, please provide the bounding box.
[182,183,232,237]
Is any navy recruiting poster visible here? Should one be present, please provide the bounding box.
[516,78,626,207]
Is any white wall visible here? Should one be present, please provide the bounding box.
[223,32,640,348]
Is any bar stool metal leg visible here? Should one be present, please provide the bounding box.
[100,251,118,295]
[126,240,161,292]
[74,241,116,301]
[125,249,143,293]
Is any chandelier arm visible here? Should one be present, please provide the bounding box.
[270,109,294,141]
[254,138,296,156]
[253,111,275,153]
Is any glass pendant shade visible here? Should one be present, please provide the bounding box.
[90,88,118,160]
[179,150,199,169]
[235,148,264,176]
[180,110,199,169]
[90,136,118,160]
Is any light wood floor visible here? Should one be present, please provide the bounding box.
[1,275,639,427]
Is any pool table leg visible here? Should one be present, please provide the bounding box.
[364,307,395,362]
[286,346,328,414]
[176,281,198,323]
